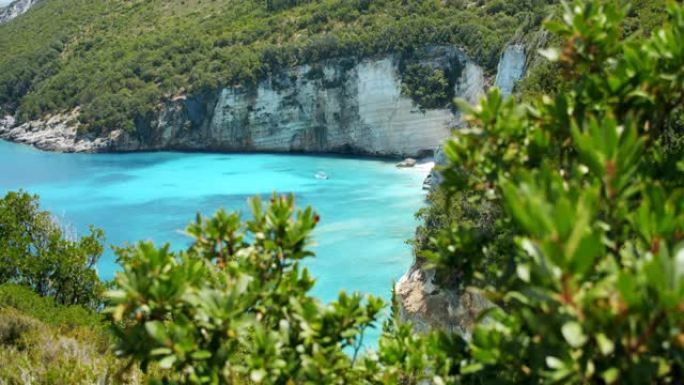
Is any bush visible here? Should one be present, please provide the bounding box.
[401,64,452,110]
[424,1,684,383]
[108,194,384,383]
[0,307,41,346]
[0,284,153,384]
[0,191,105,309]
[0,284,103,331]
[0,310,137,385]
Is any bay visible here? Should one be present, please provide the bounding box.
[0,139,430,343]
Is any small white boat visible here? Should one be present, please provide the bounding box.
[314,171,329,180]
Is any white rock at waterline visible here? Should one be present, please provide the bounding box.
[396,158,417,168]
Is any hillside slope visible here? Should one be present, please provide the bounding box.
[0,0,554,147]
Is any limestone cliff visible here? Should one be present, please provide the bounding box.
[395,262,491,338]
[1,46,484,157]
[494,45,527,97]
[0,0,39,24]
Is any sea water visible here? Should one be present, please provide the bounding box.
[0,139,431,344]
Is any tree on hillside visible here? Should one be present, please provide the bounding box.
[0,191,105,309]
[107,1,683,384]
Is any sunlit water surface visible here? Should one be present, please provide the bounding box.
[0,140,430,344]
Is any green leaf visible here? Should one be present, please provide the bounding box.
[545,356,565,369]
[145,321,168,343]
[159,355,177,369]
[191,350,212,360]
[595,333,614,356]
[561,321,587,348]
[602,367,619,384]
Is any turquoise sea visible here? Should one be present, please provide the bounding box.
[0,139,430,342]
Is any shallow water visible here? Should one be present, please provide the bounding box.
[0,140,430,342]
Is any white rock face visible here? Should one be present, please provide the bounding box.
[456,61,486,104]
[0,0,40,24]
[0,110,110,152]
[108,46,483,157]
[353,58,455,156]
[494,45,527,96]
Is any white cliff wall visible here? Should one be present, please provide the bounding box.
[354,58,455,156]
[110,46,482,157]
[494,45,527,96]
[1,45,488,158]
[0,0,40,24]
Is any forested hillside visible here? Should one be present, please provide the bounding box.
[0,0,556,134]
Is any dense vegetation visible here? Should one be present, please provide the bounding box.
[400,64,453,110]
[0,191,105,308]
[0,0,682,384]
[0,284,156,383]
[0,0,556,134]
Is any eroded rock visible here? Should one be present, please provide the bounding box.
[0,109,111,152]
[494,45,527,97]
[395,263,491,339]
[396,158,417,168]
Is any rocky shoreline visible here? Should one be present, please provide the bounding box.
[0,111,114,153]
[394,45,527,337]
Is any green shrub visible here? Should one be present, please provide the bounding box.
[0,286,154,384]
[401,64,452,110]
[0,191,105,309]
[0,284,104,331]
[108,194,384,383]
[423,1,684,383]
[0,307,41,347]
[0,310,140,385]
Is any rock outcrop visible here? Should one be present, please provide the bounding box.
[494,45,527,96]
[395,263,491,338]
[0,0,40,24]
[0,109,111,152]
[396,158,417,168]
